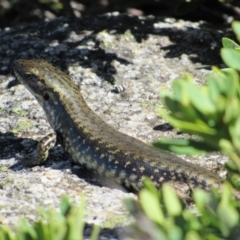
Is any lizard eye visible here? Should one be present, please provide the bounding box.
[43,92,49,100]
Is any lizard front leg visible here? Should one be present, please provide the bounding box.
[17,133,57,166]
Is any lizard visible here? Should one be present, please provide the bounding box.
[13,59,225,198]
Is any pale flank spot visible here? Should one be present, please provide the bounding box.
[119,170,126,179]
[140,175,147,182]
[124,161,131,168]
[171,175,176,180]
[108,155,115,162]
[105,169,116,177]
[98,164,106,174]
[139,166,145,172]
[129,174,137,181]
[91,161,98,168]
[78,156,86,164]
[159,177,164,182]
[130,182,138,190]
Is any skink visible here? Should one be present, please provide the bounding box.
[13,59,224,198]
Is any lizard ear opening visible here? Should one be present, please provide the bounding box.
[43,92,49,100]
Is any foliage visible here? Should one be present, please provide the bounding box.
[0,196,100,240]
[126,180,240,240]
[123,20,240,240]
[154,21,240,174]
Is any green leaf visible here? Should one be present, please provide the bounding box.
[172,81,190,106]
[225,160,239,172]
[217,184,239,236]
[185,231,202,240]
[160,110,217,136]
[183,84,216,114]
[193,189,211,212]
[194,189,221,229]
[0,226,15,240]
[230,115,240,150]
[139,189,164,225]
[212,67,240,98]
[167,226,183,240]
[34,222,49,240]
[18,218,37,240]
[90,225,101,240]
[221,68,240,99]
[182,210,201,231]
[66,209,84,240]
[222,37,240,49]
[232,21,240,41]
[153,138,219,155]
[212,66,227,80]
[37,209,66,240]
[170,80,216,115]
[224,97,240,124]
[227,172,240,190]
[124,198,139,216]
[164,97,180,114]
[162,184,182,216]
[221,48,240,71]
[60,195,72,216]
[179,102,201,122]
[208,73,222,104]
[219,139,234,153]
[143,178,161,198]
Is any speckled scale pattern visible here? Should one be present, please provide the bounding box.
[13,59,224,197]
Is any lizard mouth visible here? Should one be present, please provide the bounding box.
[13,59,47,98]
